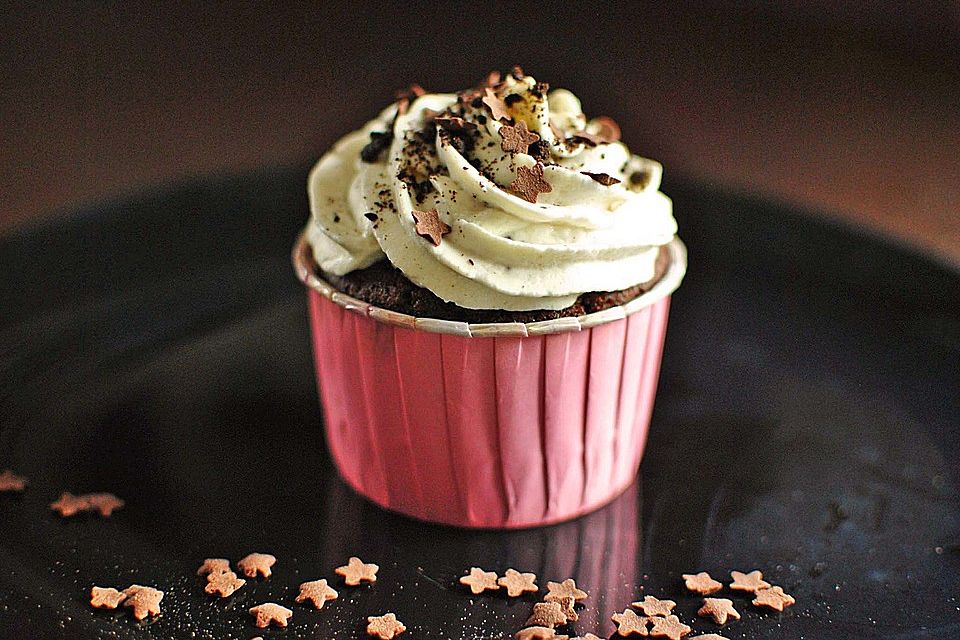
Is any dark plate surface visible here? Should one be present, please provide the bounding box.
[0,168,958,639]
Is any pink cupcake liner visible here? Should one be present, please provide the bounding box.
[295,234,686,529]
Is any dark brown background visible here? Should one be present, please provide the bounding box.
[2,2,959,263]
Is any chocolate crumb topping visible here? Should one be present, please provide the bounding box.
[629,169,652,189]
[364,213,379,222]
[435,116,478,133]
[360,131,393,163]
[527,140,551,161]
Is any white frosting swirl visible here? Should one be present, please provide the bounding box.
[306,73,677,311]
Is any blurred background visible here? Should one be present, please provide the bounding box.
[2,1,958,263]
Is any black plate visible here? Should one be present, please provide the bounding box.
[1,168,957,639]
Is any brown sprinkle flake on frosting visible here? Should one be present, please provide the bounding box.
[435,116,478,133]
[611,608,649,636]
[526,602,569,628]
[367,612,406,639]
[0,470,26,492]
[249,602,293,628]
[581,171,621,186]
[545,578,588,602]
[633,595,676,617]
[697,598,740,625]
[295,579,339,610]
[205,571,246,598]
[593,116,622,142]
[122,585,164,620]
[729,570,770,593]
[197,558,231,577]
[395,83,426,115]
[648,615,691,640]
[510,163,553,203]
[412,209,451,246]
[237,553,276,579]
[459,567,500,594]
[752,586,796,611]
[497,568,538,597]
[336,556,379,586]
[682,572,723,595]
[500,120,541,154]
[516,627,569,640]
[90,586,126,610]
[482,87,512,122]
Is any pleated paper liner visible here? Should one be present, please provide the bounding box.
[294,232,687,528]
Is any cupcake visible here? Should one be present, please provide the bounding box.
[293,68,686,528]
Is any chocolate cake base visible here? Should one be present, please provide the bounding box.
[318,246,671,324]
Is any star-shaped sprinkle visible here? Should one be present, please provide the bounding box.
[249,602,293,628]
[336,556,379,586]
[510,163,553,203]
[729,570,770,593]
[553,595,578,622]
[526,602,569,628]
[50,492,89,517]
[459,567,499,594]
[682,572,723,595]
[197,558,231,577]
[482,87,511,121]
[121,585,163,620]
[752,586,795,611]
[205,571,246,598]
[0,470,26,492]
[295,579,339,610]
[50,492,123,517]
[412,209,451,246]
[237,553,276,579]
[500,121,540,154]
[497,569,538,597]
[516,628,569,640]
[649,615,691,640]
[90,586,126,609]
[611,608,649,636]
[698,598,740,625]
[367,612,406,639]
[545,578,588,602]
[689,635,729,640]
[633,595,676,617]
[86,493,125,517]
[581,171,621,186]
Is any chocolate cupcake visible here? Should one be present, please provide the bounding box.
[294,69,686,528]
